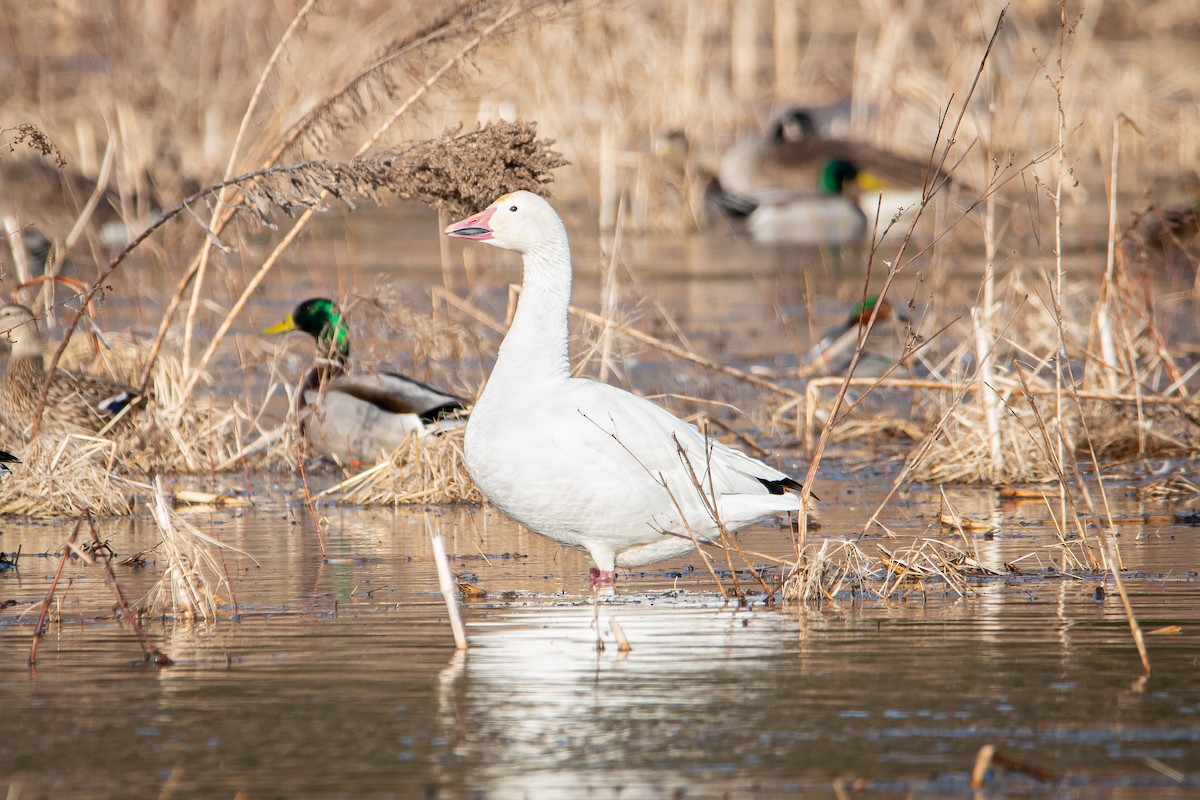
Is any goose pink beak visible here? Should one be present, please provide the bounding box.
[444,206,496,240]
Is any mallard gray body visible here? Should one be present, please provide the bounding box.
[262,298,466,464]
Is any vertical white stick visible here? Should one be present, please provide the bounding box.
[975,178,1001,479]
[428,517,468,651]
[772,0,799,99]
[1098,118,1121,392]
[731,0,760,102]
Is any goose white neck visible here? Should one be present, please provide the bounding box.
[493,232,573,383]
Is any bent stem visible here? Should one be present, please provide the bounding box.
[182,0,320,368]
[182,3,525,396]
[29,514,85,666]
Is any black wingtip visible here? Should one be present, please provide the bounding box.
[758,475,819,501]
[758,476,802,495]
[419,401,468,424]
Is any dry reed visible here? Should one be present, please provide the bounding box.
[0,3,1195,553]
[316,427,480,506]
[0,437,144,517]
[780,534,1063,606]
[143,477,255,621]
[1137,472,1200,500]
[30,509,172,666]
[795,266,1200,486]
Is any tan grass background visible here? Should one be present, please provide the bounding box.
[4,1,1198,222]
[1,1,1198,514]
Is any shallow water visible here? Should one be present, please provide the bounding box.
[5,205,1200,798]
[2,474,1198,799]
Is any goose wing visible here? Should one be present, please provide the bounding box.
[567,379,799,501]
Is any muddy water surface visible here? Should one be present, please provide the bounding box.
[2,480,1198,799]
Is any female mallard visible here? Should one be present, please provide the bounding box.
[261,298,466,465]
[0,303,142,441]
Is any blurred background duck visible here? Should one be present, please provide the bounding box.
[261,298,466,465]
[1113,183,1200,272]
[0,157,133,257]
[715,108,952,244]
[801,296,917,378]
[0,303,143,441]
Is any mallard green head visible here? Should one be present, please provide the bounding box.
[818,159,860,195]
[848,296,909,326]
[262,298,349,362]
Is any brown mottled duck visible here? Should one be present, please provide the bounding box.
[0,304,143,441]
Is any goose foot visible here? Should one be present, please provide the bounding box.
[588,567,616,588]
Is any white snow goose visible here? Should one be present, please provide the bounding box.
[444,191,807,589]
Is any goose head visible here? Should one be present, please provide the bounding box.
[444,191,564,256]
[0,304,42,357]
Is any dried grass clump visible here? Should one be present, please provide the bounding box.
[0,337,253,515]
[924,401,1198,486]
[907,367,1200,485]
[824,410,929,447]
[782,538,876,603]
[374,122,569,217]
[122,354,251,474]
[909,377,1077,485]
[881,263,1200,486]
[1078,403,1199,460]
[234,121,567,226]
[0,437,145,516]
[63,339,251,474]
[144,478,254,620]
[318,427,481,505]
[1136,471,1200,500]
[781,537,1002,604]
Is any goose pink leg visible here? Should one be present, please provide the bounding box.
[588,567,616,588]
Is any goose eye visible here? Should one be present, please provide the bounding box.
[509,205,518,212]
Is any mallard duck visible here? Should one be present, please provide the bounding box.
[1119,203,1200,254]
[729,158,873,245]
[261,298,466,465]
[0,304,142,441]
[0,157,131,249]
[802,296,914,377]
[445,192,804,589]
[717,108,950,243]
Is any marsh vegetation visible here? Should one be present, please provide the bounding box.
[1,1,1198,796]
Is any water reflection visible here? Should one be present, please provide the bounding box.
[429,578,1200,797]
[2,464,1199,797]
